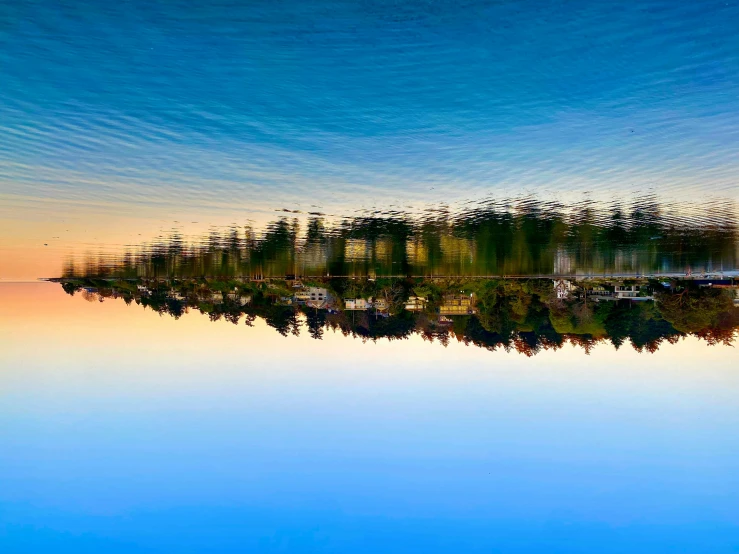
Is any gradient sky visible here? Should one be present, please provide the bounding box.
[1,283,739,552]
[1,1,739,278]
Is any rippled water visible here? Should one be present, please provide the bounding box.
[57,195,738,279]
[2,2,739,281]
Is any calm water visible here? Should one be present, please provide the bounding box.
[2,1,739,552]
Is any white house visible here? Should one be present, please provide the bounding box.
[553,279,574,300]
[294,287,328,304]
[614,285,639,299]
[309,287,328,302]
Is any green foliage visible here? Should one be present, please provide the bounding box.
[61,281,81,296]
[59,276,738,355]
[656,287,734,333]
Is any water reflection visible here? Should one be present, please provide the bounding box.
[60,196,738,280]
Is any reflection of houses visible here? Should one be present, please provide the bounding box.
[439,293,477,316]
[439,235,474,265]
[405,240,429,266]
[226,291,251,305]
[298,244,329,273]
[553,248,574,275]
[553,279,574,300]
[734,289,739,307]
[405,296,428,312]
[373,238,395,267]
[344,239,371,262]
[344,298,371,311]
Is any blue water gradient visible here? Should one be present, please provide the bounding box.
[2,1,739,209]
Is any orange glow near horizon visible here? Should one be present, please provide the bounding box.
[2,283,737,373]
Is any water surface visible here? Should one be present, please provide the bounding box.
[2,1,739,279]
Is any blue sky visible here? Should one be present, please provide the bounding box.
[1,283,739,552]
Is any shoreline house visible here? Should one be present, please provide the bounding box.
[439,293,478,316]
[553,279,574,300]
[226,290,251,306]
[201,291,223,304]
[294,287,328,305]
[309,287,328,303]
[588,285,614,302]
[614,285,639,299]
[294,289,311,304]
[405,296,428,312]
[302,287,332,310]
[168,289,186,302]
[306,298,330,310]
[344,298,371,311]
[614,284,654,301]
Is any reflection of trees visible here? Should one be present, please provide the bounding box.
[656,286,735,334]
[61,199,738,280]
